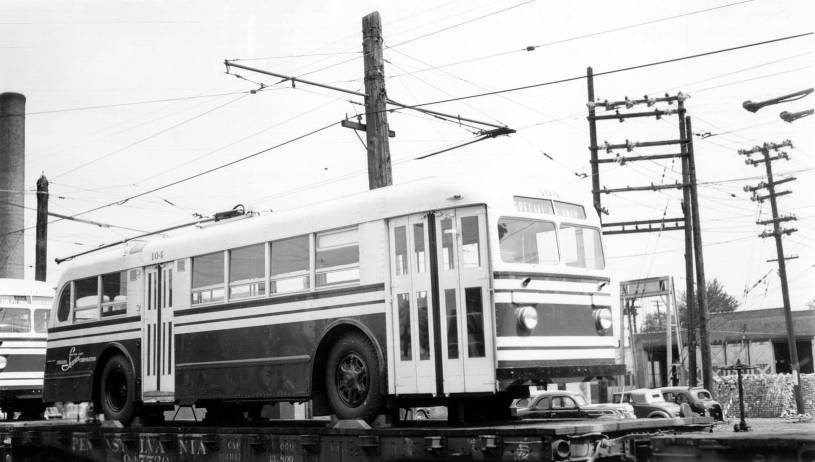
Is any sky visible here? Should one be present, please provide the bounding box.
[1,0,813,312]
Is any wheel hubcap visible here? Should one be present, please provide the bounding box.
[335,352,368,407]
[105,366,127,412]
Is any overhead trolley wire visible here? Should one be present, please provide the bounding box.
[389,0,758,79]
[404,32,813,109]
[19,90,253,116]
[51,93,253,180]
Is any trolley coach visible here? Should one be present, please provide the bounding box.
[44,178,623,424]
[0,279,53,419]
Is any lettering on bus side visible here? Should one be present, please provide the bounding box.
[151,250,165,262]
[57,346,97,372]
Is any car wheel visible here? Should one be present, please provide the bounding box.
[325,332,383,421]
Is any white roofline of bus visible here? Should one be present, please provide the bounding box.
[53,176,598,288]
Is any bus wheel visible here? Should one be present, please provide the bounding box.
[100,354,137,424]
[325,332,383,421]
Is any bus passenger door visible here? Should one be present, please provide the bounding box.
[142,263,175,402]
[389,214,436,396]
[436,206,494,393]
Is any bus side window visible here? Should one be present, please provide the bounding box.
[460,216,480,267]
[73,276,100,322]
[57,284,71,322]
[101,271,127,316]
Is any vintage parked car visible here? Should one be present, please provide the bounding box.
[658,386,723,420]
[611,388,682,418]
[511,391,635,420]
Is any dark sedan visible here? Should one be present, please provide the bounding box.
[659,386,723,421]
[512,391,635,420]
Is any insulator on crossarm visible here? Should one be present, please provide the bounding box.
[604,141,612,153]
[625,96,634,109]
[625,139,635,152]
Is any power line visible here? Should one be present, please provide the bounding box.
[389,0,759,79]
[388,0,535,48]
[406,32,813,109]
[17,90,253,116]
[51,93,252,180]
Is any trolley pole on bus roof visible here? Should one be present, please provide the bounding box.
[362,11,392,190]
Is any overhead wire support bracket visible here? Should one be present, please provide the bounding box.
[594,182,687,194]
[601,217,686,235]
[756,215,796,225]
[767,255,798,263]
[589,108,680,122]
[592,92,688,111]
[599,138,686,153]
[592,152,685,164]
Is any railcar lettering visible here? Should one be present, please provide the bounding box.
[178,437,207,456]
[71,435,93,452]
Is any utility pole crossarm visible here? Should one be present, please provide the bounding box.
[756,215,796,225]
[594,182,687,194]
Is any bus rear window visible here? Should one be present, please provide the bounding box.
[497,218,559,265]
[0,308,31,333]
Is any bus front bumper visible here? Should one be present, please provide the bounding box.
[497,362,626,389]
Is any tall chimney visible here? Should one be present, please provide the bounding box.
[0,92,26,279]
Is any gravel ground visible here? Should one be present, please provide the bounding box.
[710,417,815,436]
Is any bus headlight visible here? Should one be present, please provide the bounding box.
[0,356,6,371]
[594,307,612,332]
[515,306,538,331]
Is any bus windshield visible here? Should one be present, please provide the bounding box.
[0,307,31,333]
[497,218,559,265]
[559,224,605,269]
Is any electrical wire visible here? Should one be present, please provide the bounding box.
[20,90,253,116]
[404,32,813,109]
[51,93,253,180]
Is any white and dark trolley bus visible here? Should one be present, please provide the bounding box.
[44,179,622,424]
[0,278,53,419]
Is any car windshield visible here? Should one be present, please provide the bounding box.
[573,395,588,406]
[696,390,712,400]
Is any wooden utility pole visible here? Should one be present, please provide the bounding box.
[35,174,48,281]
[739,140,803,415]
[678,106,698,387]
[362,11,392,190]
[685,117,711,391]
[586,86,701,386]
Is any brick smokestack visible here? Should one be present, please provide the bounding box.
[0,92,26,279]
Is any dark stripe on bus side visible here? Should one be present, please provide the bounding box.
[48,315,140,334]
[426,212,444,396]
[175,283,385,318]
[175,299,385,328]
[493,271,609,284]
[494,288,610,297]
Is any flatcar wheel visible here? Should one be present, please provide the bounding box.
[100,354,137,425]
[325,332,383,421]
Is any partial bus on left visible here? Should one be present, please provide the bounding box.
[0,279,53,419]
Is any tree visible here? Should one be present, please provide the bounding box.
[677,278,739,330]
[641,311,667,333]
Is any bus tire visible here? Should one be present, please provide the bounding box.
[99,354,137,425]
[325,332,383,421]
